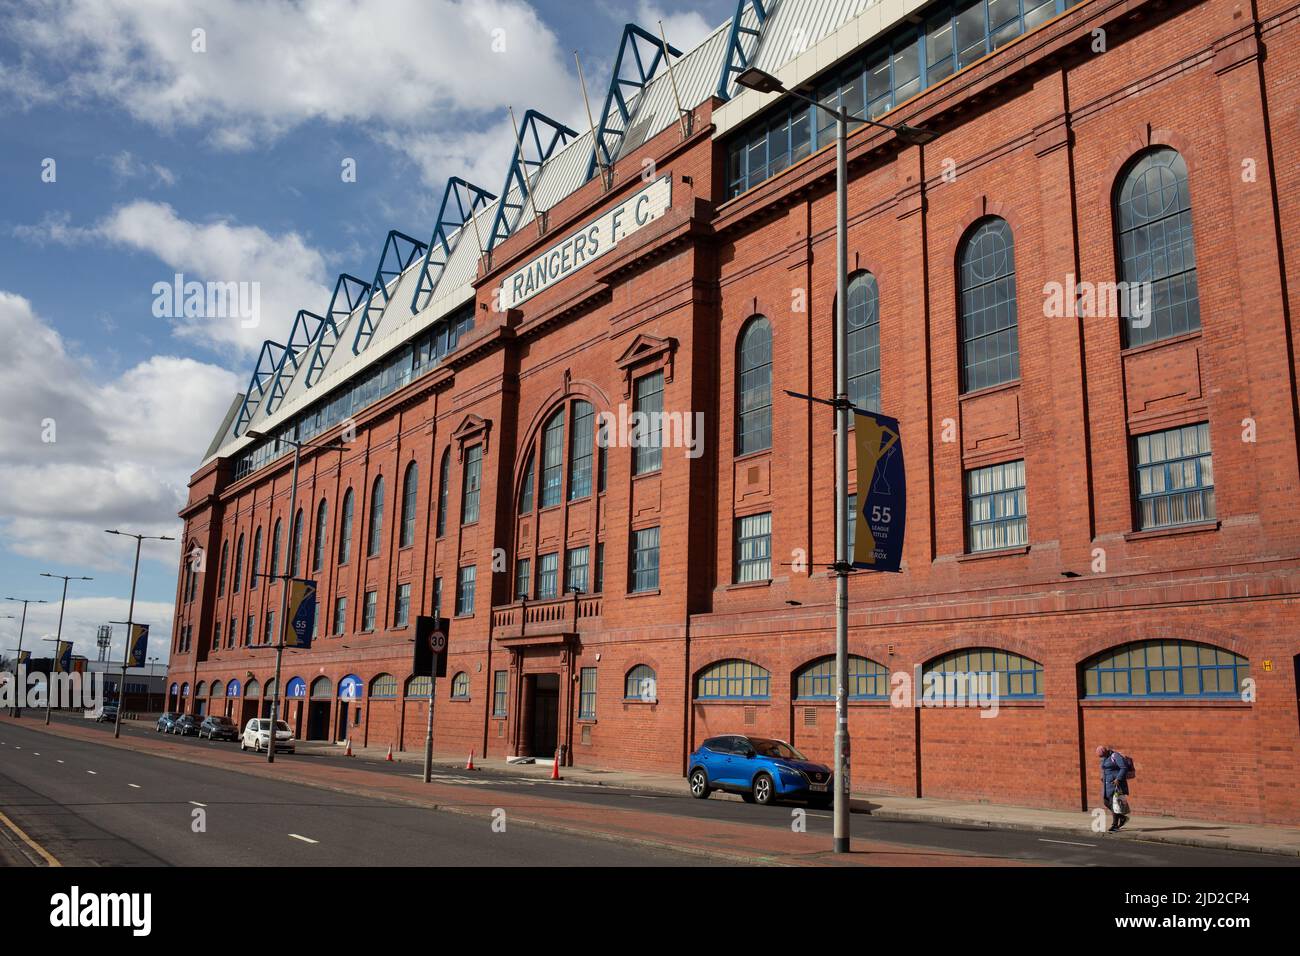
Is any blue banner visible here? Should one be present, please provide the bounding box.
[339,675,363,700]
[852,410,906,573]
[286,677,307,698]
[55,640,73,673]
[283,579,317,649]
[128,624,149,667]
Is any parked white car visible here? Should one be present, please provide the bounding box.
[240,718,295,754]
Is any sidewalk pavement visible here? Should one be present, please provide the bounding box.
[308,737,1300,858]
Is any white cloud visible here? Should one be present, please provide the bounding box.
[105,150,178,188]
[0,290,239,573]
[634,2,716,54]
[0,596,175,669]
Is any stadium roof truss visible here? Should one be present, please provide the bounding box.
[264,309,325,415]
[716,0,770,101]
[302,273,372,390]
[486,109,578,254]
[586,24,682,183]
[410,177,496,315]
[233,339,287,437]
[351,229,428,355]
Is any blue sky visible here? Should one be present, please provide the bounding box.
[0,0,734,666]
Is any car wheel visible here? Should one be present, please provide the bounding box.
[752,773,775,806]
[688,769,711,799]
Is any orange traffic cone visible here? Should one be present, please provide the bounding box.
[344,737,353,757]
[466,749,476,771]
[551,748,562,781]
[386,743,394,762]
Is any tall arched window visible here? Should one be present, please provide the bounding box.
[436,449,451,537]
[540,408,566,508]
[400,462,418,548]
[518,451,535,514]
[217,540,228,595]
[846,271,881,412]
[313,499,328,572]
[696,659,771,699]
[270,519,282,577]
[250,526,263,589]
[1083,640,1246,698]
[958,217,1019,392]
[368,476,385,556]
[290,508,303,577]
[568,401,595,500]
[233,533,245,592]
[338,489,354,564]
[736,316,772,454]
[1115,147,1199,348]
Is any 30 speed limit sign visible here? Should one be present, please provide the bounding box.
[428,628,447,654]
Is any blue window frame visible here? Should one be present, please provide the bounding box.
[925,648,1043,699]
[796,656,890,699]
[451,672,470,699]
[724,0,1084,199]
[579,667,597,720]
[625,664,657,701]
[370,674,398,698]
[966,459,1028,552]
[696,659,770,700]
[1134,422,1214,530]
[540,409,565,508]
[1083,641,1248,698]
[736,316,772,455]
[568,401,595,500]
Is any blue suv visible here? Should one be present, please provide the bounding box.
[688,735,833,807]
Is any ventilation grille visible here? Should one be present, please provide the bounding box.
[581,724,592,745]
[744,706,756,725]
[804,707,817,726]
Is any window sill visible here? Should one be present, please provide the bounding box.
[625,589,660,599]
[732,448,771,464]
[622,698,659,705]
[1124,521,1219,542]
[958,378,1020,402]
[1080,697,1249,708]
[955,545,1030,563]
[1119,329,1202,358]
[450,696,471,703]
[577,717,597,725]
[722,579,771,591]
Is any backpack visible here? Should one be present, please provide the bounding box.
[1113,751,1136,780]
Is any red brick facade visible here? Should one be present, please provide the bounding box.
[170,0,1300,826]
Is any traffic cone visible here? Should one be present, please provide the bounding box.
[344,737,353,757]
[466,749,476,771]
[551,749,562,781]
[386,743,394,762]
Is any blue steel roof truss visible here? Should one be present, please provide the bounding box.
[586,24,682,182]
[264,309,326,414]
[303,273,372,388]
[234,339,287,437]
[351,230,428,355]
[716,0,769,101]
[486,110,578,253]
[409,177,496,315]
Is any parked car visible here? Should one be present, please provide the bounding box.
[687,735,833,808]
[199,715,239,741]
[94,703,119,723]
[173,714,203,737]
[241,718,295,754]
[156,712,180,733]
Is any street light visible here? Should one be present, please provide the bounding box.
[736,65,936,854]
[38,572,93,725]
[105,530,174,738]
[245,430,342,763]
[4,598,49,717]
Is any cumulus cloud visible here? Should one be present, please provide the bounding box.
[634,1,717,53]
[0,596,175,669]
[0,290,240,573]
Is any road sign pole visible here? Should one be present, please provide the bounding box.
[423,675,437,783]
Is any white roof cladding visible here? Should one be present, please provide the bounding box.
[206,0,905,469]
[712,0,935,137]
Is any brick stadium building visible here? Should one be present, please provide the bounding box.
[169,0,1300,825]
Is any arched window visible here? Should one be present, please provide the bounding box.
[436,449,451,538]
[290,508,303,577]
[451,672,470,699]
[264,678,279,699]
[244,679,261,699]
[540,409,566,508]
[368,476,385,556]
[270,519,282,577]
[217,540,229,596]
[310,676,332,700]
[568,401,595,500]
[338,488,354,564]
[736,317,772,455]
[211,681,225,698]
[1115,148,1199,348]
[196,681,207,698]
[250,527,263,589]
[925,648,1042,700]
[369,673,398,698]
[313,499,328,572]
[461,446,482,525]
[1083,640,1247,698]
[625,664,657,701]
[795,655,889,699]
[406,675,432,697]
[519,451,535,514]
[696,659,771,699]
[233,533,245,593]
[846,271,881,412]
[400,462,418,548]
[958,218,1019,393]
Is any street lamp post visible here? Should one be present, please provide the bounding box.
[735,67,935,854]
[106,530,174,738]
[4,598,49,718]
[38,573,93,725]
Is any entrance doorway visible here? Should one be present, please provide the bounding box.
[527,673,559,758]
[307,700,331,740]
[336,701,350,740]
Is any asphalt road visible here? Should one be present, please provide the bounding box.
[0,719,705,866]
[6,714,1294,867]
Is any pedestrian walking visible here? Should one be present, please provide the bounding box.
[1097,745,1133,832]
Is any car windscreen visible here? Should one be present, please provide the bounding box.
[274,721,291,732]
[749,738,804,760]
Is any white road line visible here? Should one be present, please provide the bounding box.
[128,784,141,789]
[86,770,97,775]
[189,801,207,808]
[288,833,318,844]
[32,753,39,756]
[1038,838,1096,847]
[56,760,64,764]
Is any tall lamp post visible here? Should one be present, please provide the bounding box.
[4,598,49,717]
[39,572,93,725]
[105,530,174,738]
[735,67,935,854]
[246,430,341,763]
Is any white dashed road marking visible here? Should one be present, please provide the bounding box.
[1038,838,1096,848]
[189,801,207,808]
[289,834,318,844]
[86,770,97,775]
[128,784,141,789]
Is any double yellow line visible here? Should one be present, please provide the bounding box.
[0,808,61,867]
